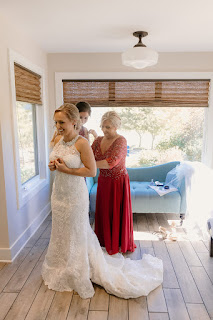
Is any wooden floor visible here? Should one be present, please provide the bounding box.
[0,213,213,320]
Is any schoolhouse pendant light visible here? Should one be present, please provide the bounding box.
[122,31,158,69]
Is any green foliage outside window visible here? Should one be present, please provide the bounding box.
[117,107,204,167]
[16,101,38,184]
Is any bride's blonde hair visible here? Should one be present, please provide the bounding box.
[54,103,81,130]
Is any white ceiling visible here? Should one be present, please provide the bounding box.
[1,0,213,53]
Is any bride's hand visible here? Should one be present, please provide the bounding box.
[55,158,68,173]
[48,161,56,171]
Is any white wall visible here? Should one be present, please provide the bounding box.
[0,14,51,261]
[47,52,213,168]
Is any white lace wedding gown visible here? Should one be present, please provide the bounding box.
[42,136,163,299]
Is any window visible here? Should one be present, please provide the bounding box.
[62,79,209,167]
[16,101,39,184]
[9,50,48,208]
[85,106,205,167]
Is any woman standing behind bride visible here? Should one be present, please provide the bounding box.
[92,111,136,255]
[42,103,163,299]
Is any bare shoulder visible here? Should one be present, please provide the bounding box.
[75,135,90,151]
[77,135,89,144]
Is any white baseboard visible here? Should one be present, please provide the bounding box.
[0,248,13,263]
[0,202,51,262]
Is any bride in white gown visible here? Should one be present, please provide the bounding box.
[42,103,163,299]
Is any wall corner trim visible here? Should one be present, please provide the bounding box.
[0,201,51,262]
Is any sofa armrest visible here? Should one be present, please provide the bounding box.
[179,178,186,214]
[86,177,95,194]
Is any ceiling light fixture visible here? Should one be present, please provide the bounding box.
[122,31,158,69]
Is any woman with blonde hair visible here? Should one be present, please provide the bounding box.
[92,111,136,255]
[42,104,163,299]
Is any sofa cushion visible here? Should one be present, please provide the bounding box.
[130,181,181,213]
[89,181,181,214]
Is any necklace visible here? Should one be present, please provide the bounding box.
[62,135,79,146]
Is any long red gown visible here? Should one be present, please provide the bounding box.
[92,136,136,255]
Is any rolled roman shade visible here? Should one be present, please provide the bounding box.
[14,63,42,105]
[63,79,210,108]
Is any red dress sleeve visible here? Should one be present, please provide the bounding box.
[106,137,127,169]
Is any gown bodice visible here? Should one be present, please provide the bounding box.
[50,135,82,169]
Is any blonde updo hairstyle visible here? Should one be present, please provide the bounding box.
[54,103,81,130]
[101,111,121,129]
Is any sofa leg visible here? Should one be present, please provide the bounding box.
[210,237,213,257]
[180,214,184,226]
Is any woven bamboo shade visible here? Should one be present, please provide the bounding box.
[63,80,210,108]
[14,63,42,105]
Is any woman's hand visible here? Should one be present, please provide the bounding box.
[48,160,56,171]
[89,129,98,139]
[55,158,69,173]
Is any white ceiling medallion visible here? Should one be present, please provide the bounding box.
[122,31,158,69]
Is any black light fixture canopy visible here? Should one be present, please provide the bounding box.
[133,31,148,48]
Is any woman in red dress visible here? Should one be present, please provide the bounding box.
[92,111,136,255]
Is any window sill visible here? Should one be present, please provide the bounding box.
[19,175,48,208]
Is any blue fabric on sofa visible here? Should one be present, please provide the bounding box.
[86,161,186,216]
[130,181,181,213]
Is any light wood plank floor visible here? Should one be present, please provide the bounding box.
[0,213,213,320]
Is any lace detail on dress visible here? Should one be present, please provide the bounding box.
[50,135,81,168]
[42,136,163,299]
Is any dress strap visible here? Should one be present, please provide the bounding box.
[72,134,80,144]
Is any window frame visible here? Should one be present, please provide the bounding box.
[55,71,213,169]
[9,49,48,209]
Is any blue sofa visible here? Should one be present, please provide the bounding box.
[86,161,186,220]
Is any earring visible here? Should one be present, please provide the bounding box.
[74,124,76,129]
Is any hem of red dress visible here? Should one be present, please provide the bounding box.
[107,244,137,255]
